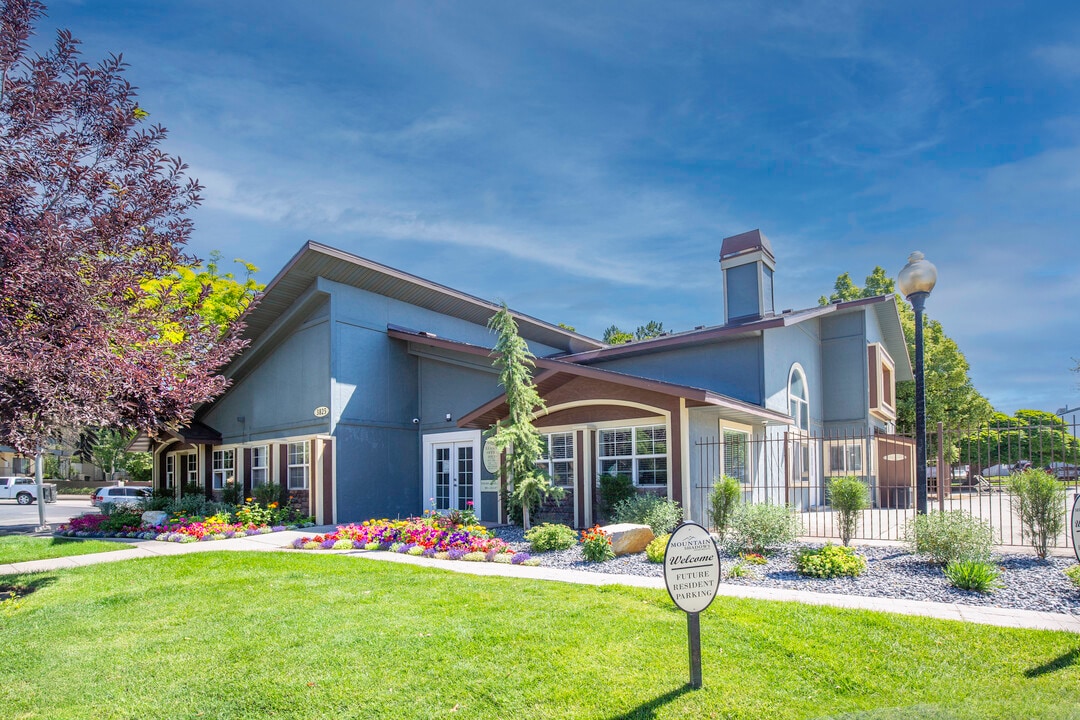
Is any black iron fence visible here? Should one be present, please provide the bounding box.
[693,414,1080,549]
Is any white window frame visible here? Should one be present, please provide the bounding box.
[538,432,575,487]
[251,445,269,488]
[597,424,668,487]
[827,441,864,475]
[212,449,235,490]
[788,363,810,432]
[164,455,174,489]
[182,453,198,486]
[287,441,309,490]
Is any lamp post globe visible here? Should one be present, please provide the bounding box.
[898,251,937,515]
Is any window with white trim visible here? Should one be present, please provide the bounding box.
[212,449,235,490]
[165,455,174,489]
[538,432,575,487]
[251,445,269,487]
[723,430,749,485]
[827,442,864,474]
[287,441,309,490]
[184,454,198,485]
[788,365,809,432]
[598,424,667,486]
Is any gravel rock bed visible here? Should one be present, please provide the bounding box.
[493,527,1080,615]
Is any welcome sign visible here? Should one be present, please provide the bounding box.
[663,522,721,688]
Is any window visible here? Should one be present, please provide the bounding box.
[184,454,198,485]
[868,343,896,421]
[165,455,174,489]
[538,432,575,487]
[598,424,667,486]
[788,365,810,432]
[287,441,309,490]
[827,442,864,474]
[723,430,749,485]
[251,445,268,487]
[212,450,235,490]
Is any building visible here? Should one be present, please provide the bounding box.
[133,230,913,528]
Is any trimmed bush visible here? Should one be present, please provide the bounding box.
[612,494,683,536]
[645,533,670,563]
[1065,565,1080,589]
[944,560,1003,593]
[905,510,993,565]
[725,503,800,555]
[1008,469,1066,559]
[709,475,741,536]
[598,474,636,513]
[828,476,869,546]
[524,523,577,552]
[794,543,867,578]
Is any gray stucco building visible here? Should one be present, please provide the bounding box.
[136,230,913,528]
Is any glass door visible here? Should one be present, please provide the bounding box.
[433,443,475,512]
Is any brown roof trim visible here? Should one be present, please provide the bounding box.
[244,242,604,352]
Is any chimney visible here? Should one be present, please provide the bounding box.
[719,229,776,325]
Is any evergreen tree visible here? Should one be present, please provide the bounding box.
[487,303,562,529]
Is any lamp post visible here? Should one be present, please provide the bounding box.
[898,252,937,515]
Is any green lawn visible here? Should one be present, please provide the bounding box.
[2,553,1079,720]
[0,535,131,565]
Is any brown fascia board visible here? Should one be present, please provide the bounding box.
[244,241,603,352]
[388,326,792,428]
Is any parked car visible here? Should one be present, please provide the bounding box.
[90,485,152,508]
[980,461,1033,478]
[0,476,57,505]
[1044,462,1080,480]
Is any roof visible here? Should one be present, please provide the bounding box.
[557,294,913,381]
[387,326,794,429]
[128,421,222,452]
[720,228,774,263]
[240,241,604,355]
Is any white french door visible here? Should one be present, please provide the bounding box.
[432,442,475,512]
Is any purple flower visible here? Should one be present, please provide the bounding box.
[447,548,467,561]
[292,538,307,549]
[378,541,393,551]
[271,525,286,533]
[485,549,498,562]
[422,547,437,558]
[511,553,530,565]
[352,539,365,549]
[320,539,337,549]
[224,530,236,539]
[397,543,416,554]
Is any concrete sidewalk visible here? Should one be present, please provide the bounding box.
[4,530,1079,635]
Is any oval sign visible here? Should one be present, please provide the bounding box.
[663,522,722,614]
[313,406,329,418]
[482,439,501,475]
[1071,494,1080,564]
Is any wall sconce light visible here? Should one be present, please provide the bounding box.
[445,413,453,422]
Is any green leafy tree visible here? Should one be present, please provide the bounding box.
[90,428,132,480]
[634,321,665,340]
[556,322,576,332]
[142,251,263,339]
[820,267,993,434]
[487,304,562,530]
[602,325,634,345]
[957,410,1080,468]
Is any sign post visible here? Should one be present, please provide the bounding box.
[663,521,721,689]
[1070,494,1080,564]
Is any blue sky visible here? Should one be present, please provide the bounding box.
[37,1,1080,416]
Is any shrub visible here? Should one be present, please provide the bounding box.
[828,476,869,545]
[580,525,615,562]
[98,505,144,533]
[905,510,993,565]
[727,562,750,578]
[1008,469,1066,559]
[612,494,683,536]
[645,533,670,563]
[524,523,577,552]
[725,503,800,555]
[598,474,636,513]
[709,475,741,536]
[944,560,1003,593]
[1066,565,1080,589]
[252,483,288,508]
[794,544,867,578]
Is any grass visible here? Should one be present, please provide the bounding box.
[0,535,131,565]
[2,552,1080,720]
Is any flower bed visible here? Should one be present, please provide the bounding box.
[291,518,538,565]
[55,513,307,543]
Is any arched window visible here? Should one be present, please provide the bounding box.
[788,364,809,432]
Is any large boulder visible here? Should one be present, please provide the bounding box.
[602,523,655,556]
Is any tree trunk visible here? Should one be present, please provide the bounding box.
[522,502,531,531]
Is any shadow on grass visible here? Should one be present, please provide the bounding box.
[0,573,57,599]
[607,684,693,720]
[1024,648,1080,678]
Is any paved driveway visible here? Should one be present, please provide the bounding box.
[0,496,94,535]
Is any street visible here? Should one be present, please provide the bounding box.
[0,496,94,535]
